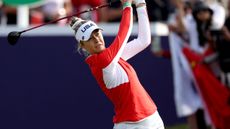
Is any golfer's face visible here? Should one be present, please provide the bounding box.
[82,29,105,54]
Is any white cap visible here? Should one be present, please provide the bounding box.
[70,17,101,42]
[75,21,101,42]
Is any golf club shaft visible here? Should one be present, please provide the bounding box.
[20,1,116,34]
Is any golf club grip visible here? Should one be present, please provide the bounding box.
[20,0,120,33]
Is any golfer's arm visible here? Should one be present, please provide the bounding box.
[99,5,133,68]
[98,4,133,89]
[121,5,151,60]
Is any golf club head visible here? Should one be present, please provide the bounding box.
[7,31,21,45]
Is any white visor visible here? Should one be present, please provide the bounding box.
[75,21,101,42]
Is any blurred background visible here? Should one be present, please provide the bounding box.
[0,0,229,129]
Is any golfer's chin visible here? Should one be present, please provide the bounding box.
[94,47,105,54]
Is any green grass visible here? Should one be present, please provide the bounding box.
[166,124,188,129]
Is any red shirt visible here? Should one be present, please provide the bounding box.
[85,6,157,123]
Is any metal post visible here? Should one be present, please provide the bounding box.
[17,5,29,27]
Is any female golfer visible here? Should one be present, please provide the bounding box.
[70,0,164,128]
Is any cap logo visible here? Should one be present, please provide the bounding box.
[81,23,95,33]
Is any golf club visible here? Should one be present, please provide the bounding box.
[7,0,120,45]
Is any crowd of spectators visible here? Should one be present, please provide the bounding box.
[0,0,171,25]
[152,0,230,128]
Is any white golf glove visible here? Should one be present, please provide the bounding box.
[133,0,146,6]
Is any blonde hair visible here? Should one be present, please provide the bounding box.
[70,17,89,56]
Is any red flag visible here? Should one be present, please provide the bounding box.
[183,47,230,129]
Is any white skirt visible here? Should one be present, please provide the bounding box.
[113,111,165,129]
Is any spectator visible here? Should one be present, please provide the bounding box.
[192,1,214,49]
[99,0,122,22]
[146,0,169,22]
[194,0,227,84]
[167,1,214,129]
[213,0,230,87]
[30,0,73,25]
[204,0,226,31]
[41,0,72,25]
[2,3,17,25]
[71,0,102,22]
[174,1,227,128]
